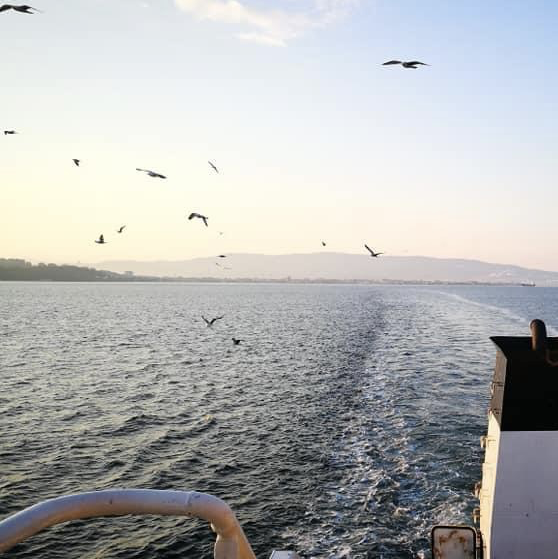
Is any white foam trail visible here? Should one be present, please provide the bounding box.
[429,289,558,336]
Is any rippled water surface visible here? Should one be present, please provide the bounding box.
[2,283,556,558]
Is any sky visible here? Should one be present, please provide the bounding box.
[2,1,558,270]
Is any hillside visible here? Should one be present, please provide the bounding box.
[93,253,558,285]
[0,259,155,282]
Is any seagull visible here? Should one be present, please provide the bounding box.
[117,226,126,233]
[0,5,41,13]
[382,60,429,69]
[3,130,17,135]
[208,161,219,174]
[95,234,106,244]
[217,255,227,258]
[321,241,327,247]
[364,244,383,257]
[72,159,80,167]
[202,315,224,327]
[232,338,242,346]
[188,212,208,227]
[136,168,166,179]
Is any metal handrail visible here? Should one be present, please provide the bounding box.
[0,489,257,558]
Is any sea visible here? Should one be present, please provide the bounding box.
[1,283,558,559]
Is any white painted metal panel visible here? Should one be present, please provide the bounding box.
[490,431,558,558]
[479,412,501,558]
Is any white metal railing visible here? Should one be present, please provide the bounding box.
[0,489,256,558]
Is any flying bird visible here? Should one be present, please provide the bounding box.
[202,315,224,327]
[382,60,429,69]
[136,168,166,179]
[217,254,227,258]
[3,130,17,135]
[117,226,126,233]
[215,263,232,270]
[208,161,219,174]
[95,234,106,244]
[321,241,327,247]
[72,159,80,167]
[364,244,383,257]
[232,338,242,346]
[0,5,41,13]
[188,212,208,227]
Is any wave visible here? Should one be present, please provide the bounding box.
[430,289,558,335]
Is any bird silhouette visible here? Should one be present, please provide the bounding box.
[3,130,17,135]
[364,244,383,257]
[0,5,41,13]
[208,161,219,174]
[202,315,224,327]
[217,254,227,258]
[136,168,166,179]
[382,60,429,69]
[188,212,208,227]
[72,159,80,167]
[117,226,126,233]
[95,234,106,244]
[232,338,242,345]
[321,241,327,247]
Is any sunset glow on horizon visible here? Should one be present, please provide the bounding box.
[2,1,558,270]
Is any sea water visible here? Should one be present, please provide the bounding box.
[2,283,556,558]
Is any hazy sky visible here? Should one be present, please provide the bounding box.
[2,1,558,269]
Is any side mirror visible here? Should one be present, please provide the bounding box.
[431,526,477,558]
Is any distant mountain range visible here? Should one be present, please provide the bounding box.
[92,253,558,285]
